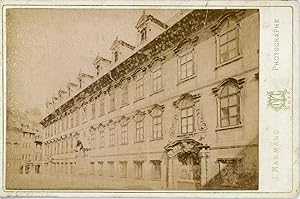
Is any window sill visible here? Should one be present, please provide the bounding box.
[177,132,197,138]
[150,137,163,142]
[215,124,243,132]
[177,179,201,183]
[151,178,162,181]
[150,88,164,96]
[119,143,128,145]
[134,140,145,144]
[176,74,197,86]
[120,103,129,108]
[108,144,116,147]
[134,97,145,103]
[215,55,243,70]
[108,109,116,113]
[98,113,105,118]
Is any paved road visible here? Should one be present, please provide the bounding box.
[5,174,149,190]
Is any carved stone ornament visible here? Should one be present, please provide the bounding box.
[148,104,165,117]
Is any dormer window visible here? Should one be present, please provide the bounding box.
[96,66,100,76]
[141,28,147,42]
[114,51,118,62]
[79,79,82,88]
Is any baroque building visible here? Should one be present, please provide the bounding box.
[40,9,259,190]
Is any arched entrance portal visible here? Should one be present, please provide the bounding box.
[164,138,210,189]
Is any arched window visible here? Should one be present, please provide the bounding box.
[219,18,239,63]
[151,61,162,92]
[178,42,194,80]
[180,96,194,134]
[149,104,165,139]
[135,71,144,99]
[219,83,240,127]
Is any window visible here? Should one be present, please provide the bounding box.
[141,28,147,42]
[135,72,144,99]
[79,79,83,88]
[109,128,115,146]
[179,50,193,80]
[134,161,143,179]
[179,157,200,181]
[75,109,79,126]
[99,128,105,148]
[82,107,87,123]
[99,97,105,116]
[152,112,162,139]
[98,161,103,176]
[108,161,114,177]
[136,120,144,142]
[119,161,127,178]
[91,102,96,119]
[66,115,69,129]
[70,137,74,153]
[152,64,162,92]
[217,158,242,186]
[121,125,128,144]
[180,97,194,134]
[121,84,129,105]
[89,162,95,175]
[114,51,118,62]
[220,83,240,127]
[70,112,74,128]
[151,160,162,180]
[110,91,116,111]
[90,130,96,149]
[219,19,239,63]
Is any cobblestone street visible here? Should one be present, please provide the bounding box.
[6,174,151,190]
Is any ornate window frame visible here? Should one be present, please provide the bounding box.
[148,104,165,140]
[133,110,146,143]
[148,57,165,95]
[174,37,199,84]
[118,77,130,107]
[132,68,146,101]
[173,93,201,136]
[211,11,244,69]
[118,115,130,145]
[108,120,116,147]
[212,77,245,131]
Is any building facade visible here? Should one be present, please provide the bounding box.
[40,9,259,190]
[6,122,42,175]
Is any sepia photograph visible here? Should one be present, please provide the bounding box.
[5,8,259,190]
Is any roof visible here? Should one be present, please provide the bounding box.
[110,38,135,51]
[93,55,111,66]
[40,9,248,127]
[135,14,169,29]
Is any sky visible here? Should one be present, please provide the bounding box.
[6,8,180,118]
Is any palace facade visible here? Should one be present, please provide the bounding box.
[40,9,259,190]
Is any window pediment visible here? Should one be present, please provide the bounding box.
[173,93,201,109]
[148,104,165,117]
[174,36,198,54]
[132,67,147,80]
[211,11,244,34]
[212,77,245,96]
[133,110,146,122]
[118,115,131,126]
[148,56,165,70]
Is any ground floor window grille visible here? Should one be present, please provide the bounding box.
[151,160,162,180]
[134,161,143,179]
[119,161,127,178]
[108,161,114,177]
[98,161,103,176]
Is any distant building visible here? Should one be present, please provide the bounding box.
[6,122,42,175]
[40,9,259,189]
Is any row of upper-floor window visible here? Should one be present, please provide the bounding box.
[45,80,243,152]
[46,16,242,119]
